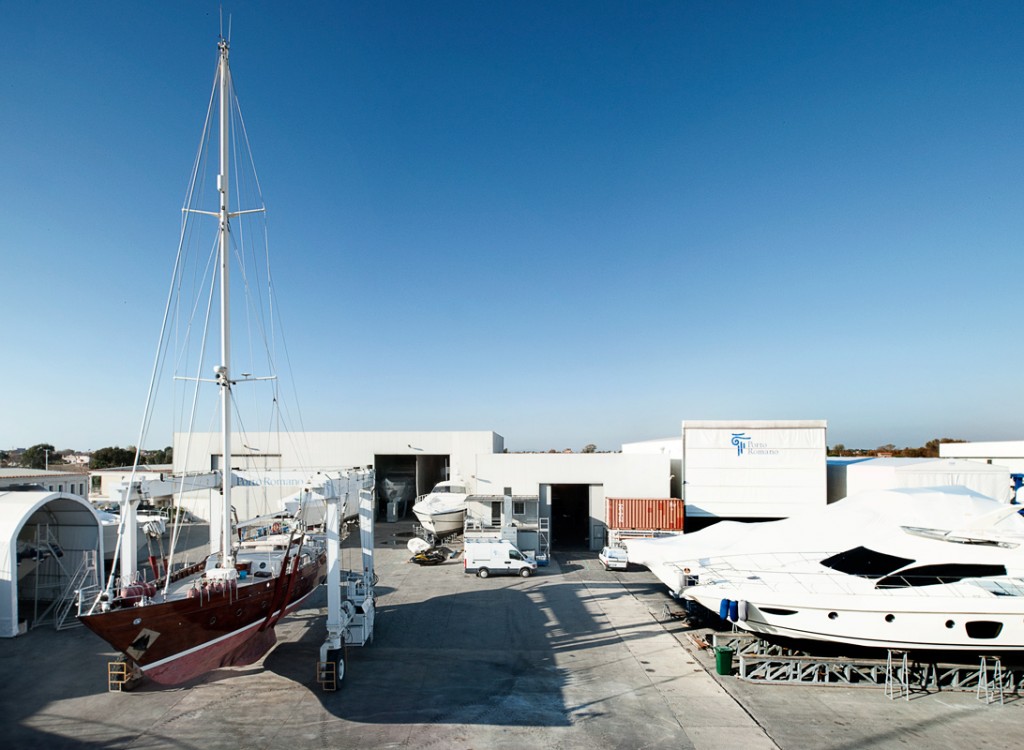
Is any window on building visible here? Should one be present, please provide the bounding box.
[490,501,501,526]
[513,501,525,516]
[91,476,102,493]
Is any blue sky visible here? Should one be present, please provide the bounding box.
[2,1,1023,453]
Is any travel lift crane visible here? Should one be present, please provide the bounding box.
[317,468,376,691]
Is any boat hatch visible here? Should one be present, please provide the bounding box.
[820,547,915,579]
[875,563,1008,589]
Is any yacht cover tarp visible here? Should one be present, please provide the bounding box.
[625,486,1023,597]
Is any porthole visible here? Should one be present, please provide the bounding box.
[133,618,142,626]
[885,614,895,623]
[236,609,243,617]
[828,612,838,620]
[945,620,955,629]
[209,616,217,625]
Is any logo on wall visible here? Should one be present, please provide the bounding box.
[731,432,779,457]
[731,433,751,456]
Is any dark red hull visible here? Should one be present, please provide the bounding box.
[79,552,326,685]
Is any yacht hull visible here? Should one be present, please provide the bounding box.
[79,553,326,685]
[689,587,1024,652]
[413,506,465,537]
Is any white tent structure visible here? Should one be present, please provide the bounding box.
[827,458,1012,504]
[0,490,104,638]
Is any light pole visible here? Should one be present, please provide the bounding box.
[44,447,50,471]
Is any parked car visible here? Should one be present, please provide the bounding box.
[599,546,628,571]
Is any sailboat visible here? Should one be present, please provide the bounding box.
[78,37,329,686]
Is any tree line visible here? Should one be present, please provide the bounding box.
[828,438,966,458]
[3,443,173,470]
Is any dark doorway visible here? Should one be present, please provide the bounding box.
[550,484,589,549]
[374,454,449,520]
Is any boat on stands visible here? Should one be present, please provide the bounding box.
[412,480,470,540]
[627,486,1024,652]
[78,36,333,686]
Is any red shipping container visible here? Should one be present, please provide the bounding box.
[606,498,684,531]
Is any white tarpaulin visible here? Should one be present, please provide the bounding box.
[0,491,104,637]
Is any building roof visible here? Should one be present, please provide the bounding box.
[0,468,87,479]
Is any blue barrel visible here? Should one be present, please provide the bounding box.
[729,600,739,622]
[719,598,730,620]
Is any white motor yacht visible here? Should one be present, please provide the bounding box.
[627,487,1024,652]
[412,480,470,539]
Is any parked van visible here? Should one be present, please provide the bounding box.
[463,539,537,578]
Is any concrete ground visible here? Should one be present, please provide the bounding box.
[3,521,1022,749]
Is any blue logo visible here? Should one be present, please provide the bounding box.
[731,433,751,456]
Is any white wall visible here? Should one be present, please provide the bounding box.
[472,452,669,498]
[940,440,1024,474]
[835,457,1012,503]
[681,420,827,518]
[471,452,671,552]
[174,431,502,521]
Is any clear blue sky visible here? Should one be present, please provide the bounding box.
[2,1,1023,453]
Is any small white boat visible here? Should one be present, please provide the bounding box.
[412,480,470,539]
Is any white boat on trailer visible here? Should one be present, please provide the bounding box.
[628,486,1024,653]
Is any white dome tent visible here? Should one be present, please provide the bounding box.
[0,490,105,637]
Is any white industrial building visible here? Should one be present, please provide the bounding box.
[827,457,1012,503]
[939,440,1024,474]
[173,430,670,552]
[0,468,90,497]
[679,420,827,519]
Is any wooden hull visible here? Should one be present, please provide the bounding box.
[79,552,326,685]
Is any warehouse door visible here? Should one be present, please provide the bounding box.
[549,484,590,549]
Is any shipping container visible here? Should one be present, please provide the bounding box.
[606,498,684,531]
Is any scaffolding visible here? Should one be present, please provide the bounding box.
[711,631,1021,701]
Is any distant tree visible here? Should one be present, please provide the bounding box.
[21,443,56,470]
[90,446,139,470]
[0,450,8,466]
[582,444,597,454]
[147,446,173,465]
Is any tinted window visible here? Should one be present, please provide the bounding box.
[820,547,915,579]
[876,563,1007,589]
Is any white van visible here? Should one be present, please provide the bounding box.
[463,539,537,578]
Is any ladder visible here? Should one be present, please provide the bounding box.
[55,550,99,630]
[884,650,909,701]
[977,655,1005,705]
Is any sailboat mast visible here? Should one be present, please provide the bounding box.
[217,38,234,570]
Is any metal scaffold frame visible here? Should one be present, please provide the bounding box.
[711,631,1022,702]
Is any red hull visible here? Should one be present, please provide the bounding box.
[80,552,326,685]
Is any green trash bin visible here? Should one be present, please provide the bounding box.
[714,646,734,676]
